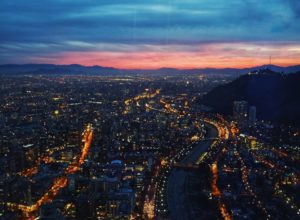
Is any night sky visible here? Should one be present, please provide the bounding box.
[1,0,300,69]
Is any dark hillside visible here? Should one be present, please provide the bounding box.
[201,71,300,126]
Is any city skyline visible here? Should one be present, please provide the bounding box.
[1,0,300,69]
[1,1,300,220]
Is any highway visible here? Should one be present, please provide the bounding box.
[167,123,218,220]
[125,92,231,219]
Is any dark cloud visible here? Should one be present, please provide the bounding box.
[0,0,299,63]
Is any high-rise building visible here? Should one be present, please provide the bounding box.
[249,106,257,125]
[68,174,76,191]
[23,144,39,167]
[233,101,248,128]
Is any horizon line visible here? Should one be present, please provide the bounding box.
[1,63,300,71]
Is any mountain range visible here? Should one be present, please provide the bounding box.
[1,64,300,75]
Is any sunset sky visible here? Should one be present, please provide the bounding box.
[1,0,300,69]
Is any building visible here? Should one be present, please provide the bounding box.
[249,106,257,126]
[22,144,39,167]
[38,204,65,220]
[233,101,248,128]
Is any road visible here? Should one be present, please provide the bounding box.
[7,124,93,219]
[167,123,218,220]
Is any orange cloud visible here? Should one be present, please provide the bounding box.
[31,43,300,69]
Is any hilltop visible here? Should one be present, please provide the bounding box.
[201,69,300,126]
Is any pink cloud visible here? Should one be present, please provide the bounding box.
[30,42,300,69]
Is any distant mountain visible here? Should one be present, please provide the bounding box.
[201,69,300,126]
[0,64,120,75]
[1,63,300,75]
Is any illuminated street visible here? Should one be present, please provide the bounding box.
[6,124,93,219]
